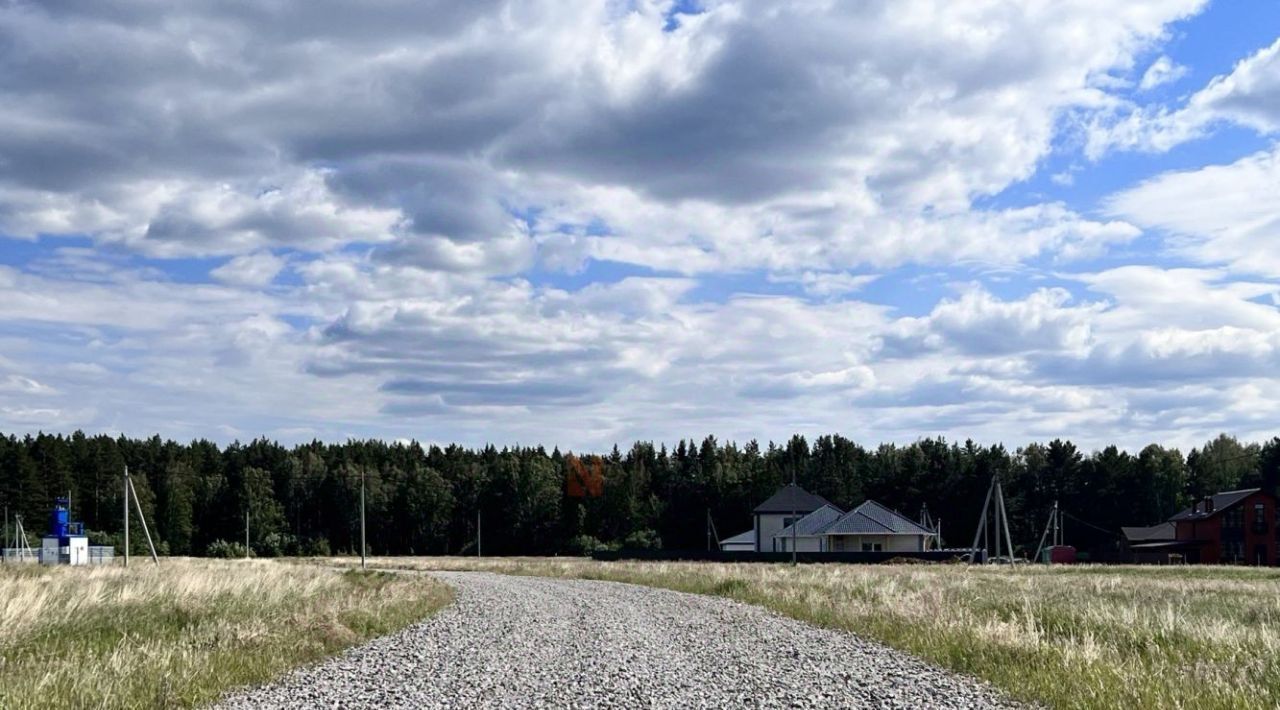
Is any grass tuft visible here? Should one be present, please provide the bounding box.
[0,559,451,709]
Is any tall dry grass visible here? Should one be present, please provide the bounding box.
[0,559,450,708]
[340,557,1280,709]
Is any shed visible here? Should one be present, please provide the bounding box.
[719,530,755,552]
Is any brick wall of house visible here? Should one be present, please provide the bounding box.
[1174,490,1277,566]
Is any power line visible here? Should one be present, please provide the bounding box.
[1060,510,1115,536]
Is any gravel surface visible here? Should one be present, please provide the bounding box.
[217,571,1023,709]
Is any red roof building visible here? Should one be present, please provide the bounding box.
[1163,488,1278,565]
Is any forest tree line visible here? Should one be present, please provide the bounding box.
[1,431,1278,558]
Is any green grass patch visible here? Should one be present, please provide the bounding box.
[0,560,452,709]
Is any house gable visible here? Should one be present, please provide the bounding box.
[825,500,933,536]
[753,484,833,514]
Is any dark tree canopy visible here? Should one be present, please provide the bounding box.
[0,431,1269,558]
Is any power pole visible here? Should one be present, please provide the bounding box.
[360,468,367,570]
[476,509,482,557]
[128,476,159,564]
[1034,500,1060,563]
[124,466,130,568]
[14,516,33,561]
[791,467,798,565]
[969,475,996,563]
[245,509,250,560]
[996,480,1015,562]
[921,504,942,552]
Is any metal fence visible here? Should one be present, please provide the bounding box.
[2,548,41,563]
[591,548,980,563]
[1,546,117,564]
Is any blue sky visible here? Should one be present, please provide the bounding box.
[1,0,1279,451]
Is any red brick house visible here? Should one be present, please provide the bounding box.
[1162,488,1278,565]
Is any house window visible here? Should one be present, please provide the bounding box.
[861,542,883,552]
[1255,504,1268,534]
[1222,540,1244,563]
[1224,507,1244,529]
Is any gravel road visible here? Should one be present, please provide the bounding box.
[217,571,1022,709]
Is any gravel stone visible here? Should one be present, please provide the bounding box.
[216,571,1023,709]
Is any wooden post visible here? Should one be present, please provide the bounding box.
[128,477,159,564]
[124,467,130,568]
[791,468,798,565]
[996,480,1016,563]
[360,468,366,570]
[969,476,995,562]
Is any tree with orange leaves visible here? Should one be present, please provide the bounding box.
[565,453,605,498]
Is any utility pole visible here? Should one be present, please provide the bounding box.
[245,509,250,560]
[128,476,159,564]
[124,466,130,568]
[920,504,936,550]
[970,475,996,563]
[996,480,1015,562]
[476,509,482,557]
[1035,500,1058,563]
[791,467,798,566]
[360,468,367,570]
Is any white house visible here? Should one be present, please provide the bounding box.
[772,504,844,552]
[725,484,936,554]
[721,484,834,552]
[776,500,934,553]
[752,484,836,552]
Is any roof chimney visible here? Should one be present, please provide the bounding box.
[1191,500,1199,514]
[1204,496,1214,514]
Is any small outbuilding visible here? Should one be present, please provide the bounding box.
[719,530,755,552]
[1119,522,1177,564]
[41,497,89,566]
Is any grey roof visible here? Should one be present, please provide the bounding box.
[1129,540,1202,550]
[719,529,754,546]
[773,504,844,538]
[825,500,934,536]
[1168,488,1263,521]
[753,484,833,514]
[1121,522,1176,542]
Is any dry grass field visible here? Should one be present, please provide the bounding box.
[338,557,1280,709]
[0,559,451,708]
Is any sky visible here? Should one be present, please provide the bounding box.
[1,0,1279,452]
